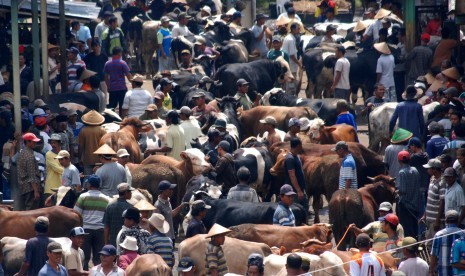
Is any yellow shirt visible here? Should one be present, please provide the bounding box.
[163,94,172,110]
[45,151,64,194]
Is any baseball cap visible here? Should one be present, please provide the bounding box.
[103,11,113,17]
[67,47,79,55]
[99,244,117,256]
[33,108,47,117]
[177,257,195,272]
[34,99,47,107]
[407,137,421,148]
[423,158,442,169]
[69,227,89,237]
[428,121,441,133]
[259,116,277,126]
[158,180,177,191]
[35,216,49,227]
[446,210,459,221]
[86,174,101,188]
[444,167,457,177]
[178,12,191,20]
[216,140,230,152]
[181,49,191,55]
[378,202,393,212]
[397,150,410,162]
[232,11,242,19]
[326,24,337,31]
[117,148,130,158]
[192,91,206,98]
[49,133,62,142]
[255,13,268,21]
[280,184,296,196]
[213,119,227,129]
[194,37,206,46]
[379,213,399,226]
[421,33,430,42]
[161,16,170,22]
[154,91,165,100]
[402,237,419,251]
[23,132,41,142]
[117,182,135,193]
[331,141,349,151]
[179,106,192,116]
[192,199,211,211]
[54,150,70,160]
[123,207,141,221]
[160,78,173,86]
[236,78,249,86]
[356,233,372,247]
[47,242,63,253]
[288,117,301,128]
[272,35,282,42]
[145,104,158,111]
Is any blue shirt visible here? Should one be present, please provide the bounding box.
[426,135,448,159]
[146,231,174,267]
[431,224,464,276]
[452,237,465,276]
[38,262,68,276]
[273,202,296,226]
[339,153,358,189]
[336,112,357,130]
[389,100,425,140]
[24,234,51,276]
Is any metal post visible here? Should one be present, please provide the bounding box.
[403,0,415,52]
[41,0,49,99]
[31,0,40,99]
[59,0,68,93]
[11,0,22,132]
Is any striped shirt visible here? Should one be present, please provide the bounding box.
[205,243,228,276]
[339,153,358,189]
[273,202,295,226]
[67,60,86,89]
[103,58,129,92]
[227,184,259,203]
[397,165,421,211]
[431,225,464,276]
[74,190,110,230]
[146,232,174,267]
[425,175,446,222]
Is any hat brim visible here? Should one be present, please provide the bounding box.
[26,138,41,142]
[81,116,105,126]
[99,251,113,256]
[177,266,193,272]
[283,191,297,196]
[378,207,391,211]
[118,153,130,157]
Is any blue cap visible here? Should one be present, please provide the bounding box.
[280,184,296,195]
[99,245,117,256]
[213,119,227,129]
[217,140,230,152]
[232,11,242,19]
[67,47,79,54]
[87,174,101,188]
[407,137,422,148]
[158,180,177,191]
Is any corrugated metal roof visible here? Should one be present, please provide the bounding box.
[0,0,101,20]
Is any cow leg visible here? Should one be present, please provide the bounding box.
[312,196,320,224]
[145,53,152,79]
[305,79,314,99]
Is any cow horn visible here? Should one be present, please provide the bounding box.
[391,177,396,182]
[367,176,375,182]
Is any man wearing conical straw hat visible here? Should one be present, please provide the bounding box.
[78,110,106,175]
[363,8,391,43]
[93,144,127,197]
[205,223,231,275]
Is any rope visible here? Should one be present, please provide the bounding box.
[308,228,465,274]
[334,224,352,250]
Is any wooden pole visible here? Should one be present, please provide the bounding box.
[11,0,22,132]
[31,0,40,99]
[59,0,67,93]
[41,0,49,99]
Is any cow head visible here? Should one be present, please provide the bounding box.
[270,149,288,176]
[308,118,326,141]
[180,148,211,175]
[274,56,294,83]
[120,117,151,134]
[261,88,284,106]
[212,21,232,40]
[216,96,240,112]
[365,175,397,206]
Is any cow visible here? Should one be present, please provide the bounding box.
[214,40,248,68]
[125,254,171,275]
[328,175,397,250]
[0,206,82,240]
[47,92,100,114]
[260,88,356,126]
[269,142,385,223]
[178,235,272,276]
[238,106,318,140]
[302,48,338,99]
[227,224,332,253]
[100,117,151,163]
[214,56,293,96]
[308,118,359,144]
[141,20,161,78]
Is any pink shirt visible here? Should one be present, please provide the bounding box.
[118,251,139,270]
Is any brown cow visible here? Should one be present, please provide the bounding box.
[0,206,82,240]
[308,118,359,144]
[100,117,151,163]
[328,175,397,250]
[227,223,332,253]
[141,21,161,78]
[239,106,318,139]
[125,254,171,276]
[299,239,334,255]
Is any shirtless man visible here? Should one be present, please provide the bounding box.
[259,116,282,146]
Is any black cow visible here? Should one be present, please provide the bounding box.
[215,59,288,96]
[182,88,215,108]
[214,40,248,69]
[202,21,231,47]
[345,48,383,100]
[302,48,338,99]
[216,96,241,144]
[47,92,100,114]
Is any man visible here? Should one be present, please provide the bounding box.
[104,47,132,115]
[398,237,429,275]
[282,22,301,95]
[426,122,448,159]
[205,223,231,275]
[250,14,270,58]
[147,110,186,160]
[117,207,151,255]
[259,116,282,146]
[116,149,132,185]
[380,213,403,259]
[284,137,308,215]
[331,46,351,101]
[179,106,202,149]
[227,166,260,203]
[407,137,429,204]
[430,210,463,276]
[333,141,358,189]
[277,2,302,22]
[17,132,42,210]
[146,213,174,267]
[48,44,60,93]
[452,234,465,275]
[177,257,197,276]
[64,227,89,276]
[384,128,412,178]
[363,8,389,44]
[267,36,290,63]
[18,54,33,95]
[70,21,92,51]
[101,16,126,56]
[67,109,84,167]
[396,150,421,238]
[44,133,64,197]
[443,167,465,223]
[154,180,187,242]
[94,144,127,197]
[37,242,68,276]
[285,253,302,276]
[157,77,173,109]
[212,119,237,152]
[454,148,465,187]
[374,42,396,102]
[361,83,386,143]
[321,24,336,43]
[208,141,237,196]
[89,244,124,275]
[139,104,159,121]
[121,74,152,118]
[83,38,108,105]
[273,184,296,227]
[192,91,216,130]
[350,233,385,276]
[103,182,133,246]
[172,12,194,38]
[421,158,446,242]
[389,86,425,140]
[94,11,112,40]
[73,175,110,270]
[56,150,81,189]
[186,200,210,238]
[431,28,458,73]
[16,217,51,276]
[78,110,106,175]
[203,129,221,165]
[229,12,243,35]
[157,16,173,72]
[67,47,86,92]
[154,91,168,119]
[405,33,433,84]
[284,118,301,142]
[234,79,254,110]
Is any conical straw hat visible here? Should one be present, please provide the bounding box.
[353,20,367,32]
[374,42,391,55]
[205,223,232,238]
[79,69,97,81]
[441,67,460,80]
[93,144,116,155]
[390,128,413,144]
[275,16,292,27]
[81,110,105,126]
[374,8,391,19]
[134,199,156,211]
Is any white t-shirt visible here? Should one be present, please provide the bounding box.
[335,57,350,89]
[398,257,429,276]
[171,23,193,38]
[166,124,186,161]
[62,164,81,187]
[180,118,203,149]
[64,247,85,273]
[276,12,302,22]
[376,54,395,88]
[94,22,109,40]
[282,34,298,72]
[122,88,153,118]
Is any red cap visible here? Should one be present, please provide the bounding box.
[381,213,399,227]
[421,33,430,42]
[397,150,410,161]
[34,116,47,127]
[22,133,41,142]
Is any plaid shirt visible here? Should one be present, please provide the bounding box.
[397,165,421,211]
[431,224,464,276]
[17,147,40,195]
[227,184,259,203]
[103,198,132,246]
